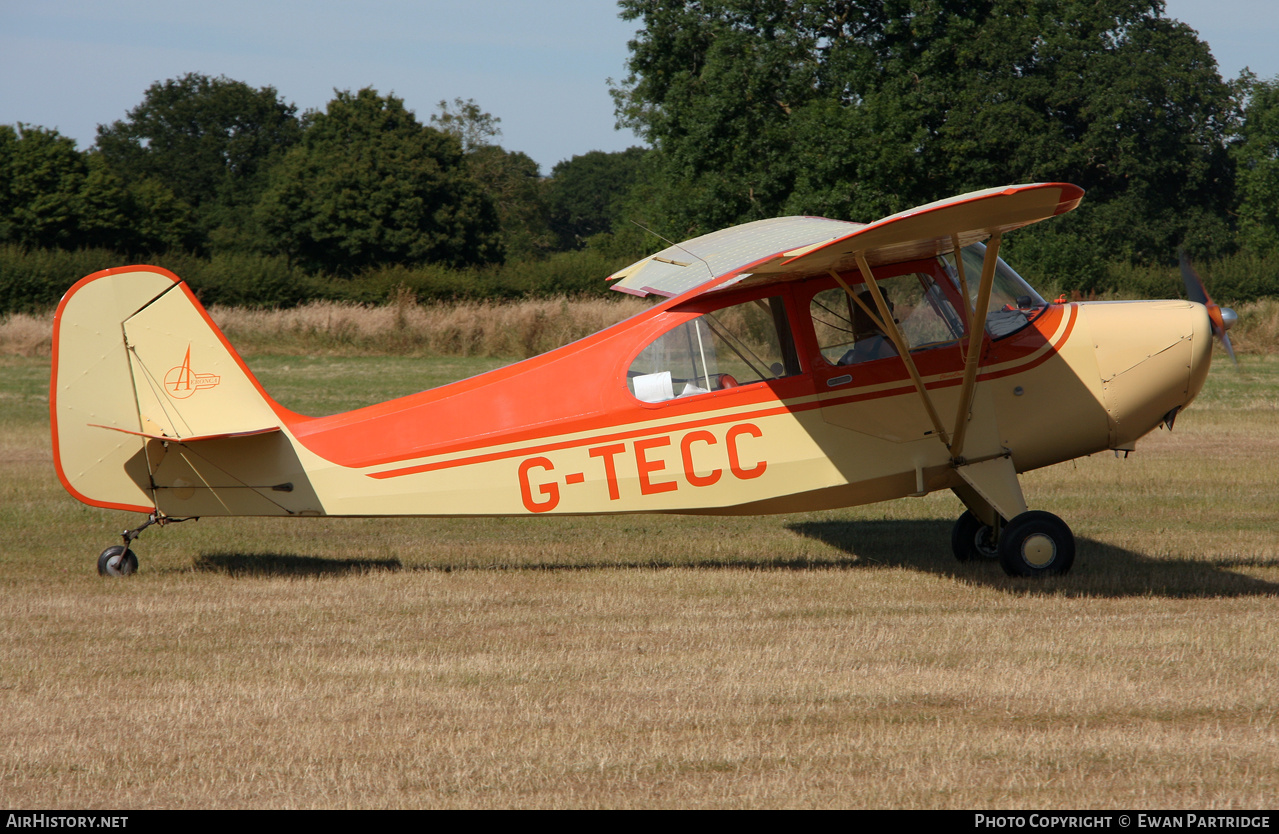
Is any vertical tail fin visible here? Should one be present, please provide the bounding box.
[52,267,288,512]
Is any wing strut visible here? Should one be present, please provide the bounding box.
[948,231,1001,462]
[950,233,972,330]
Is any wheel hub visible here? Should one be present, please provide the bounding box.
[1021,534,1057,568]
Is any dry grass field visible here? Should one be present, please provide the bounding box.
[1,305,1276,808]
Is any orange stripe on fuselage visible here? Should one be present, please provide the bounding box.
[816,302,1077,410]
[368,399,805,479]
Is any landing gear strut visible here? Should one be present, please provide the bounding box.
[95,512,196,577]
[951,509,1075,577]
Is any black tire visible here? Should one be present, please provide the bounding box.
[951,510,999,562]
[97,545,138,577]
[997,511,1074,577]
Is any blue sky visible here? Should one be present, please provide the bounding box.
[2,1,1276,174]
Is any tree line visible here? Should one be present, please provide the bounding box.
[3,0,1279,312]
[0,74,647,274]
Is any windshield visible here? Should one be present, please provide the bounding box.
[938,243,1047,339]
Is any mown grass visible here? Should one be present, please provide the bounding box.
[1,350,1276,808]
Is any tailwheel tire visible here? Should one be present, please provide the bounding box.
[997,511,1074,577]
[97,545,138,577]
[951,510,999,562]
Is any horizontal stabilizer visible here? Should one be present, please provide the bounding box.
[88,423,282,443]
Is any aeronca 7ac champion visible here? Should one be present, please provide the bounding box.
[51,182,1238,578]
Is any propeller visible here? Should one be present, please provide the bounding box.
[1179,251,1239,366]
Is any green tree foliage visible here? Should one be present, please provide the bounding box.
[1235,76,1279,256]
[95,72,301,250]
[0,124,87,248]
[468,144,556,259]
[545,147,649,248]
[431,98,555,259]
[613,0,1236,268]
[431,97,503,153]
[256,88,503,273]
[0,124,193,253]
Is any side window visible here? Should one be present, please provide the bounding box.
[627,296,799,403]
[809,273,965,365]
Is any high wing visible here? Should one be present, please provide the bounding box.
[608,183,1083,300]
[607,216,863,298]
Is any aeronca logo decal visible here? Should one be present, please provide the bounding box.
[163,345,221,399]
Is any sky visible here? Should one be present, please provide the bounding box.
[2,0,1277,175]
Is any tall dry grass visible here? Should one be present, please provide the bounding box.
[211,292,649,358]
[0,312,52,358]
[1231,298,1279,353]
[0,294,650,360]
[5,295,1279,359]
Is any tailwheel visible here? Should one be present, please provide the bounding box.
[96,511,181,578]
[998,511,1075,577]
[951,510,999,562]
[97,545,138,577]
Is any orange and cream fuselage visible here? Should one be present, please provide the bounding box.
[50,184,1215,525]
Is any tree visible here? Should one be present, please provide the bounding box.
[1234,75,1279,256]
[467,144,556,259]
[0,124,193,253]
[431,99,556,259]
[0,124,87,248]
[256,88,503,273]
[613,0,1237,267]
[431,97,503,153]
[545,147,649,248]
[95,73,300,249]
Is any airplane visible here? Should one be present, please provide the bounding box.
[50,182,1237,579]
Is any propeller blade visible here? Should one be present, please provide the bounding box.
[1222,330,1239,366]
[1179,251,1209,306]
[1178,250,1239,366]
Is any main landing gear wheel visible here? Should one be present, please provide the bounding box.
[951,510,1000,562]
[97,545,138,577]
[997,511,1075,577]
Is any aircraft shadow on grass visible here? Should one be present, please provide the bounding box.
[788,518,1279,599]
[193,552,403,577]
[191,518,1279,599]
[189,549,858,577]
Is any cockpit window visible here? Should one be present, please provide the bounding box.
[810,271,964,365]
[627,296,799,403]
[939,243,1047,339]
